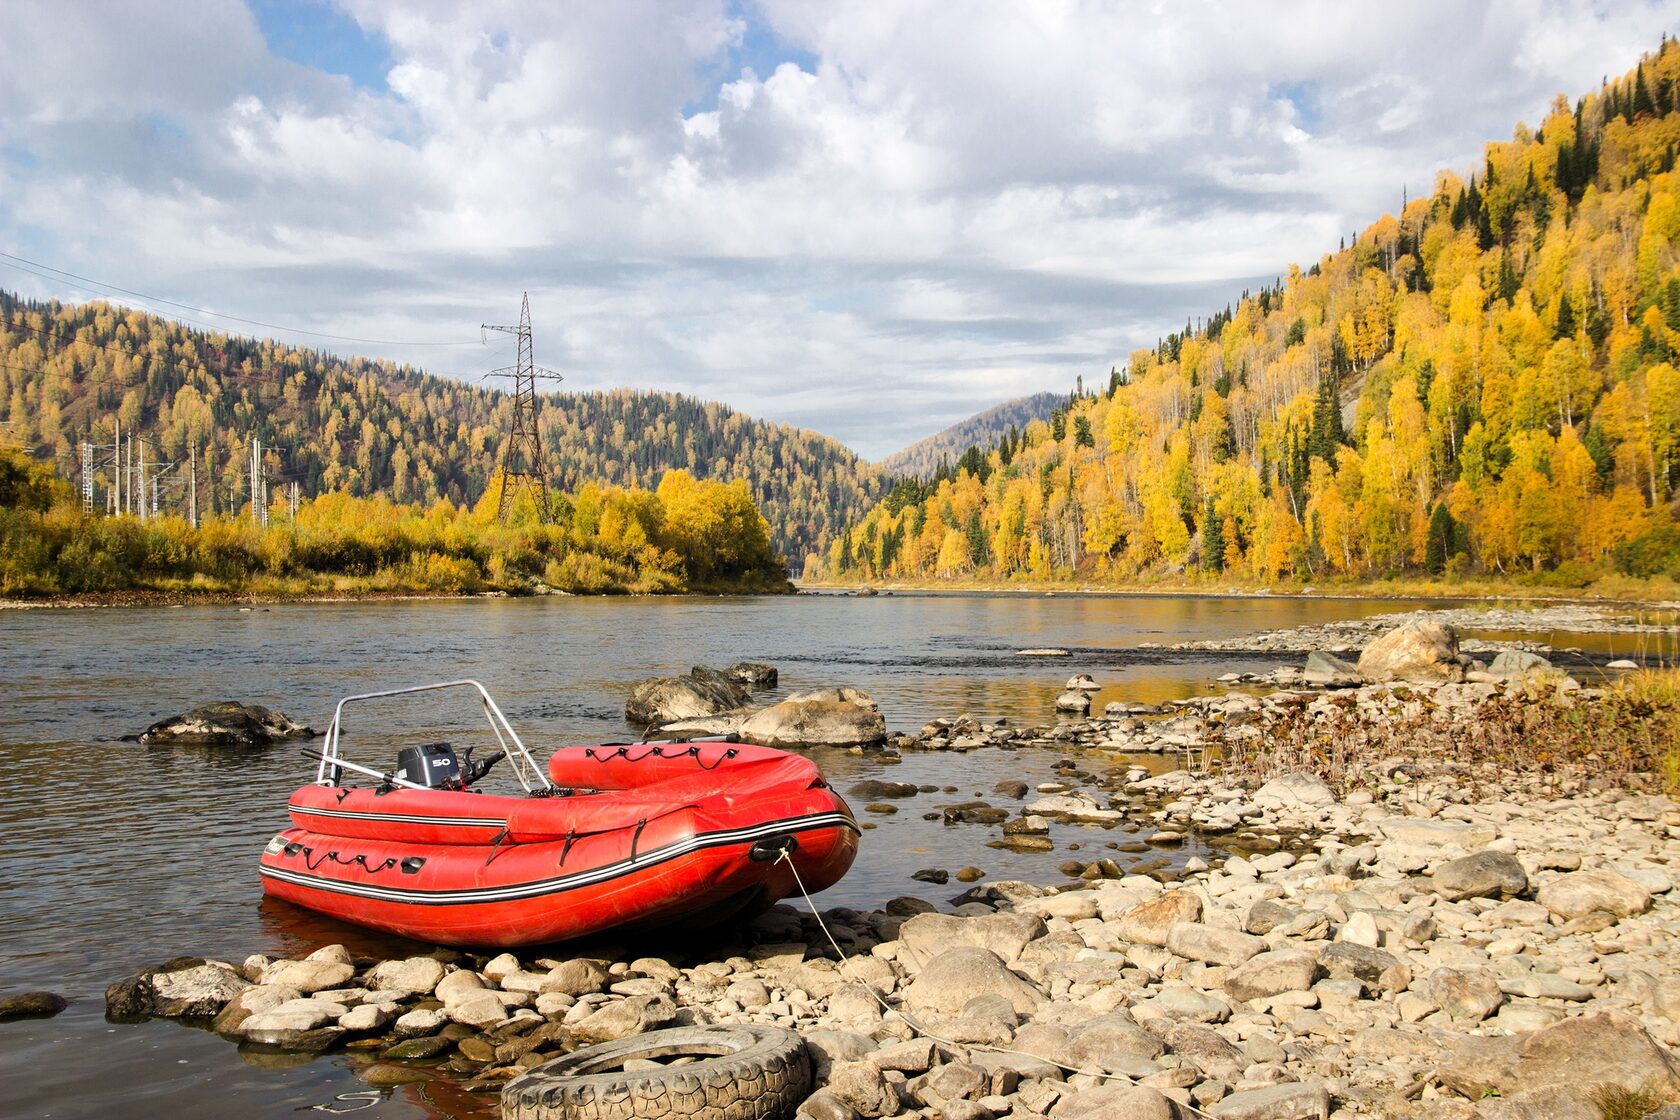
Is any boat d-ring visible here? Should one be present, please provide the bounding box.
[748,835,799,863]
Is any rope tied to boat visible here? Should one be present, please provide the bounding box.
[773,849,1222,1120]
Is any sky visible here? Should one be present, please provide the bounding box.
[3,1,1680,459]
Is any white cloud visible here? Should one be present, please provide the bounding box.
[2,0,1679,457]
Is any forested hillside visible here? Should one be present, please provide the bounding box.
[0,293,885,563]
[822,39,1680,587]
[878,391,1066,479]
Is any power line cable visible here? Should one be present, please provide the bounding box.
[0,250,482,347]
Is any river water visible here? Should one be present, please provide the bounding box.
[0,591,1622,1119]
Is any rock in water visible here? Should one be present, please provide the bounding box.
[725,661,778,687]
[738,687,886,748]
[0,991,68,1020]
[1356,619,1465,683]
[1054,690,1091,714]
[625,667,749,727]
[135,701,314,746]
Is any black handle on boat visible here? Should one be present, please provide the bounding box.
[749,835,800,863]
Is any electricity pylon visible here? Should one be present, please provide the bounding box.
[482,292,563,523]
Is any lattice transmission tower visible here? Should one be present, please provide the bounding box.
[482,292,564,523]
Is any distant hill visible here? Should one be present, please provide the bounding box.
[878,392,1066,478]
[0,291,885,561]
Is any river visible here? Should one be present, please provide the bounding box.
[0,591,1630,1119]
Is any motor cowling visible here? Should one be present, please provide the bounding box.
[396,742,461,788]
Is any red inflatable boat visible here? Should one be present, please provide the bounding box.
[258,681,858,947]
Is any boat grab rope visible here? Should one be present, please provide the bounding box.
[482,827,510,868]
[299,847,399,874]
[582,745,740,768]
[773,850,1222,1120]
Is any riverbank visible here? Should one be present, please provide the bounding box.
[0,574,793,610]
[804,573,1680,606]
[84,629,1680,1119]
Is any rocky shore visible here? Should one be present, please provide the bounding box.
[100,621,1680,1120]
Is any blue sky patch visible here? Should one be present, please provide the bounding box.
[1270,80,1321,129]
[250,0,393,92]
[688,0,820,113]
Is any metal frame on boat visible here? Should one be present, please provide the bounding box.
[311,679,554,794]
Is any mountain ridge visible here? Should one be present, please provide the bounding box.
[0,290,886,561]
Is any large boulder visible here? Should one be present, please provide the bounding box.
[365,956,446,996]
[898,911,1048,968]
[149,962,250,1018]
[1436,1012,1680,1101]
[1357,619,1465,683]
[1433,851,1529,901]
[567,994,678,1043]
[1538,869,1653,920]
[1224,949,1323,1002]
[134,701,314,745]
[1117,890,1203,947]
[626,667,749,727]
[1252,772,1337,811]
[902,947,1044,1017]
[738,687,886,748]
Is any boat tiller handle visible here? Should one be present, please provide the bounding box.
[749,835,800,863]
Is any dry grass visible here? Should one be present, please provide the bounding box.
[1213,667,1680,797]
[1594,1082,1677,1120]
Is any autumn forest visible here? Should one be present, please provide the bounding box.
[821,41,1680,591]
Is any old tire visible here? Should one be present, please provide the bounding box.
[501,1024,811,1120]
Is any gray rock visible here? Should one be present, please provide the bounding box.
[1433,852,1529,901]
[1164,1022,1246,1075]
[567,994,678,1043]
[825,1060,897,1118]
[803,1029,876,1080]
[1054,690,1092,714]
[1052,1084,1177,1119]
[1166,923,1266,967]
[1437,1012,1680,1100]
[149,963,250,1018]
[738,688,886,748]
[1252,772,1337,811]
[540,959,611,996]
[1119,891,1203,947]
[1207,1082,1331,1119]
[898,911,1047,967]
[1316,943,1411,992]
[625,667,748,727]
[1488,650,1554,678]
[847,780,919,799]
[338,1003,395,1032]
[726,661,778,687]
[903,947,1044,1018]
[0,991,68,1020]
[1537,869,1653,920]
[1497,975,1594,1001]
[1224,949,1323,1002]
[134,701,314,745]
[364,956,446,996]
[259,958,355,995]
[1426,967,1504,1021]
[1302,651,1362,687]
[1357,620,1464,683]
[1065,1014,1166,1065]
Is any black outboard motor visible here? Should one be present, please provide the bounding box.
[396,742,462,788]
[395,742,507,790]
